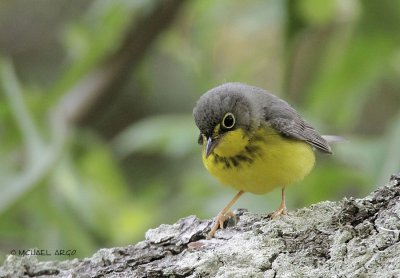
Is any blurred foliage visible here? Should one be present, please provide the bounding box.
[1,0,400,261]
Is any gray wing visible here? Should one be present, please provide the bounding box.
[269,116,332,154]
[253,91,332,154]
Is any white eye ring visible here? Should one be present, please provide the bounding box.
[222,112,236,129]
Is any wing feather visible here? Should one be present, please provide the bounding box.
[269,116,332,154]
[255,95,332,154]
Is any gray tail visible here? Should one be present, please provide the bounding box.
[322,135,347,144]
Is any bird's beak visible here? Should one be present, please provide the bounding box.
[205,137,219,158]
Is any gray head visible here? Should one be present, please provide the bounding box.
[193,83,267,157]
[193,83,263,139]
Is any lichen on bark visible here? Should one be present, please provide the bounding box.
[1,174,400,277]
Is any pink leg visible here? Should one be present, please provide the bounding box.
[271,186,287,219]
[208,191,244,238]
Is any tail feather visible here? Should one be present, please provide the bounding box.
[322,135,347,144]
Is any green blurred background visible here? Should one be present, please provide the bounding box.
[1,0,400,261]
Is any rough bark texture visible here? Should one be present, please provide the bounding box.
[1,174,400,278]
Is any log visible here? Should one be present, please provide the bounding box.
[1,174,400,277]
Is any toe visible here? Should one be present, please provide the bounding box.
[271,207,287,219]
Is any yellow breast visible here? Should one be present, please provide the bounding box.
[202,126,315,194]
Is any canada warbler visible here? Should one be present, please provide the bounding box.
[193,82,335,238]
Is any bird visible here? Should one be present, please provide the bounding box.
[193,82,337,238]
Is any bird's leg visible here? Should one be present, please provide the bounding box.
[271,186,287,219]
[208,191,244,238]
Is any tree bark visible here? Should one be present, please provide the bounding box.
[1,174,400,278]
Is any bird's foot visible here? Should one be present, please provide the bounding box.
[270,205,287,219]
[208,210,236,238]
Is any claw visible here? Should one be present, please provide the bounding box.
[207,191,244,239]
[208,210,236,238]
[271,206,287,219]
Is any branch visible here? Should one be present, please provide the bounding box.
[2,174,400,277]
[0,58,65,214]
[0,58,44,164]
[57,0,188,126]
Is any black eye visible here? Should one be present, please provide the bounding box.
[222,113,235,129]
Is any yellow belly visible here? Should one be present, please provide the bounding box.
[202,126,315,194]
